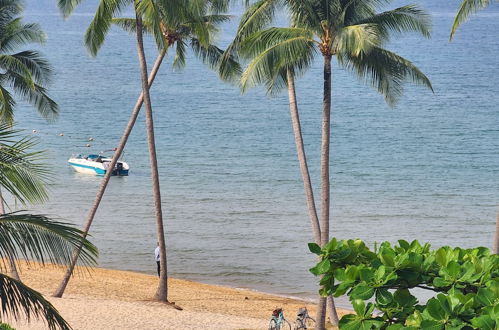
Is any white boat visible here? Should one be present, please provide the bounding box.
[68,154,129,176]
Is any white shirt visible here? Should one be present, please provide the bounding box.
[155,246,160,262]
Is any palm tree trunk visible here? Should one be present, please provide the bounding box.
[286,69,321,243]
[134,7,168,302]
[52,49,167,298]
[0,186,21,281]
[315,54,338,330]
[493,206,499,254]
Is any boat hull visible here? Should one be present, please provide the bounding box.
[68,157,129,176]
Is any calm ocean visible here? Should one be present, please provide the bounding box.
[17,0,499,303]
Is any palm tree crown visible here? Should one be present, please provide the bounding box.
[0,0,58,124]
[235,0,433,103]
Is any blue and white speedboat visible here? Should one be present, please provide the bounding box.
[68,154,129,176]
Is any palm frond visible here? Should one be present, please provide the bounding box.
[6,71,58,123]
[0,132,50,204]
[84,0,130,56]
[137,0,168,50]
[0,0,22,24]
[236,0,281,41]
[339,46,433,106]
[0,86,15,124]
[450,0,490,40]
[0,273,71,330]
[0,212,98,272]
[57,0,85,18]
[111,17,138,34]
[287,0,326,32]
[191,38,242,81]
[353,5,431,41]
[207,0,231,14]
[240,28,316,94]
[0,20,46,53]
[173,40,186,69]
[334,23,380,56]
[10,51,53,85]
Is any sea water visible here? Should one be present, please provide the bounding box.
[16,0,499,303]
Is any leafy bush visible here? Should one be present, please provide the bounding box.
[0,324,15,330]
[309,239,499,329]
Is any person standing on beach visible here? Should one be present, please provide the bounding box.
[155,243,160,277]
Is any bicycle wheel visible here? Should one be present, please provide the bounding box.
[304,317,315,329]
[269,319,278,330]
[294,318,305,330]
[280,319,292,330]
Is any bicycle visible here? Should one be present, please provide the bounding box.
[294,307,316,329]
[269,308,291,330]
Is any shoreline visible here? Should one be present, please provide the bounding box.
[6,261,350,329]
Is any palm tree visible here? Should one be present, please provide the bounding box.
[228,0,433,327]
[0,124,98,330]
[0,0,58,125]
[52,0,237,301]
[451,0,492,40]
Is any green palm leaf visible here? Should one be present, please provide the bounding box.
[0,212,98,271]
[0,124,49,204]
[334,23,380,56]
[339,46,433,106]
[57,0,85,18]
[0,273,71,330]
[191,38,241,79]
[0,19,46,53]
[353,5,431,41]
[0,86,15,125]
[84,0,131,56]
[240,27,316,93]
[451,0,491,40]
[0,1,57,124]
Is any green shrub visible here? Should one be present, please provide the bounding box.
[309,239,499,329]
[0,323,15,330]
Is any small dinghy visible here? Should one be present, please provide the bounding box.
[68,154,129,176]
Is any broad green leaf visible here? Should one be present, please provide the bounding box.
[394,289,418,307]
[359,268,375,282]
[308,242,322,255]
[435,248,449,267]
[398,240,410,251]
[406,310,423,327]
[376,288,393,305]
[339,314,363,330]
[323,237,337,252]
[476,288,496,306]
[352,299,365,315]
[420,319,443,329]
[445,261,461,279]
[380,250,395,267]
[350,284,375,300]
[426,298,447,321]
[471,315,495,330]
[433,277,451,288]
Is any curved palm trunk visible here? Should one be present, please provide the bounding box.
[134,8,168,302]
[286,69,321,243]
[287,68,338,328]
[493,206,499,254]
[52,49,167,298]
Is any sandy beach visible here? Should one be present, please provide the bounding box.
[5,262,349,329]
